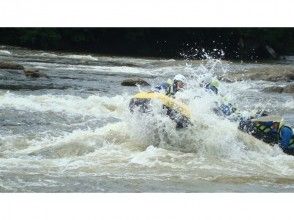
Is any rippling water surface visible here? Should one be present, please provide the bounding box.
[0,46,293,192]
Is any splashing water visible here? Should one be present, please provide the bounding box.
[0,46,294,192]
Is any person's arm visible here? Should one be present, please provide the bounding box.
[154,83,168,93]
[279,127,293,150]
[154,84,162,91]
[238,119,255,133]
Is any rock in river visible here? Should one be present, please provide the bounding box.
[284,84,294,93]
[24,68,49,78]
[222,66,294,82]
[262,84,294,93]
[121,78,150,86]
[0,61,24,70]
[262,86,284,93]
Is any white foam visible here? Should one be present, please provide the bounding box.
[1,54,294,190]
[62,54,98,61]
[0,50,12,55]
[55,64,149,75]
[39,52,58,57]
[284,100,294,109]
[129,145,159,166]
[0,92,129,118]
[36,52,98,61]
[21,60,148,75]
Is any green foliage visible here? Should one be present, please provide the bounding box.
[0,28,293,59]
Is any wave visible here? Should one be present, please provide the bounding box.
[0,92,129,118]
[39,52,58,57]
[54,64,150,76]
[20,60,150,76]
[0,50,12,55]
[1,51,294,191]
[35,52,98,61]
[2,107,289,181]
[61,54,98,61]
[284,100,294,110]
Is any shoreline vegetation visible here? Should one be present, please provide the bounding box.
[0,28,293,93]
[0,28,293,61]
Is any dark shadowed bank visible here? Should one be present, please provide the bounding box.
[0,28,293,60]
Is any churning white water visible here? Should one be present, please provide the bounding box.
[0,46,293,192]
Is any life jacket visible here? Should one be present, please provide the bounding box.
[254,123,294,148]
[253,122,279,144]
[165,80,176,96]
[255,122,272,133]
[279,126,294,148]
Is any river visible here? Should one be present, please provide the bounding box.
[0,46,293,192]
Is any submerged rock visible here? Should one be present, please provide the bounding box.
[0,61,24,70]
[262,86,284,93]
[121,78,150,86]
[0,63,48,78]
[284,84,294,93]
[24,68,49,78]
[262,84,294,93]
[222,66,294,82]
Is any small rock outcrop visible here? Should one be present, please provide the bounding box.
[222,66,294,82]
[262,86,284,93]
[284,84,294,93]
[0,61,24,70]
[262,84,294,93]
[121,78,150,86]
[24,68,48,78]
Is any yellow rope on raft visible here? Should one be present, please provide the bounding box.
[133,91,191,118]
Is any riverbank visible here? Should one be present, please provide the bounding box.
[0,28,293,60]
[1,45,294,94]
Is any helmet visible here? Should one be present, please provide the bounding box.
[174,74,187,83]
[210,79,220,88]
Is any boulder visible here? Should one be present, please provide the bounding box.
[265,45,277,59]
[223,66,294,82]
[0,61,24,70]
[284,84,294,93]
[121,78,150,86]
[262,86,284,93]
[262,84,294,93]
[24,68,48,78]
[285,73,294,81]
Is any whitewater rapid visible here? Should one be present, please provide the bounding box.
[0,46,293,192]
